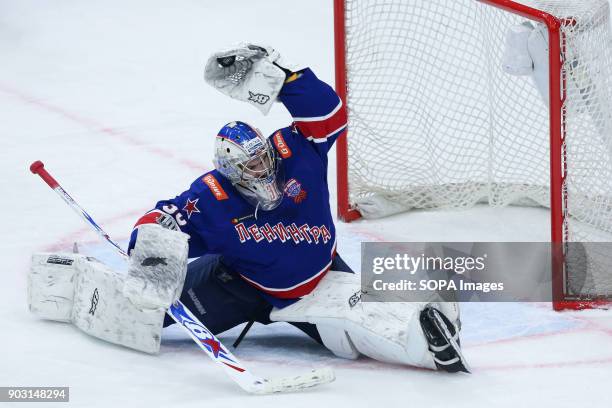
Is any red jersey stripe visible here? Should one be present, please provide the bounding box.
[294,103,347,140]
[240,261,331,299]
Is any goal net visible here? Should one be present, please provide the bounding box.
[335,0,612,308]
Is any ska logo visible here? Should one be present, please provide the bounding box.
[89,288,99,315]
[248,91,270,105]
[284,178,307,204]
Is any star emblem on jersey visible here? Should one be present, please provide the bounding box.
[183,198,200,219]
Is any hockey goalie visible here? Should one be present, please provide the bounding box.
[27,44,468,373]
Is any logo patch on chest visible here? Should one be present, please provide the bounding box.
[231,212,255,225]
[284,178,307,204]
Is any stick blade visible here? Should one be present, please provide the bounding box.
[247,367,335,395]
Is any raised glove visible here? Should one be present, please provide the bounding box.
[204,43,288,115]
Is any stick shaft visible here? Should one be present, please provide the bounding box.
[30,160,128,257]
[29,160,334,394]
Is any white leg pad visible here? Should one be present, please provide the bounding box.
[270,271,451,369]
[73,256,165,354]
[316,323,360,360]
[28,253,79,322]
[29,253,165,354]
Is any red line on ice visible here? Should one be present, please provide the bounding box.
[0,82,205,171]
[42,208,145,253]
[474,355,612,371]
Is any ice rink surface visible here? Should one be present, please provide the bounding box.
[1,1,611,407]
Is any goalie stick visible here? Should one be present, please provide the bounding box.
[29,160,335,395]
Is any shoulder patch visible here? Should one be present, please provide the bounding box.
[202,174,229,201]
[272,131,292,159]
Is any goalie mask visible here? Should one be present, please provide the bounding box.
[214,121,283,211]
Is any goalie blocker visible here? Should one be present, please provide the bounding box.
[28,225,189,354]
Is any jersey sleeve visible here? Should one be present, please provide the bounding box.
[128,190,209,259]
[278,68,347,156]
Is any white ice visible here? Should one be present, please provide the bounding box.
[1,1,611,407]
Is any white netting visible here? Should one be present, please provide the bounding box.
[343,0,612,299]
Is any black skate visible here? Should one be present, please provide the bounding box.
[420,306,470,373]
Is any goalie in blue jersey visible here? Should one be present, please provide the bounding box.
[129,44,468,373]
[28,44,468,373]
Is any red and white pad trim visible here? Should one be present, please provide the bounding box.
[293,100,347,143]
[133,209,164,228]
[240,239,337,299]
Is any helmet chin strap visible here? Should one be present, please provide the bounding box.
[254,201,261,220]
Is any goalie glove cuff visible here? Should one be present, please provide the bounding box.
[128,209,181,255]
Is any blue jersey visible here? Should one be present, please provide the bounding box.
[129,68,347,308]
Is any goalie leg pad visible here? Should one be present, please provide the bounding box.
[29,252,165,354]
[73,256,165,354]
[315,323,360,360]
[270,271,463,369]
[28,253,80,322]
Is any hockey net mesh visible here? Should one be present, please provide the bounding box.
[342,0,612,299]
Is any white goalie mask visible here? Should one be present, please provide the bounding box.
[213,121,284,211]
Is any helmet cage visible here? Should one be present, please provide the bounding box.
[237,142,277,182]
[213,121,284,210]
